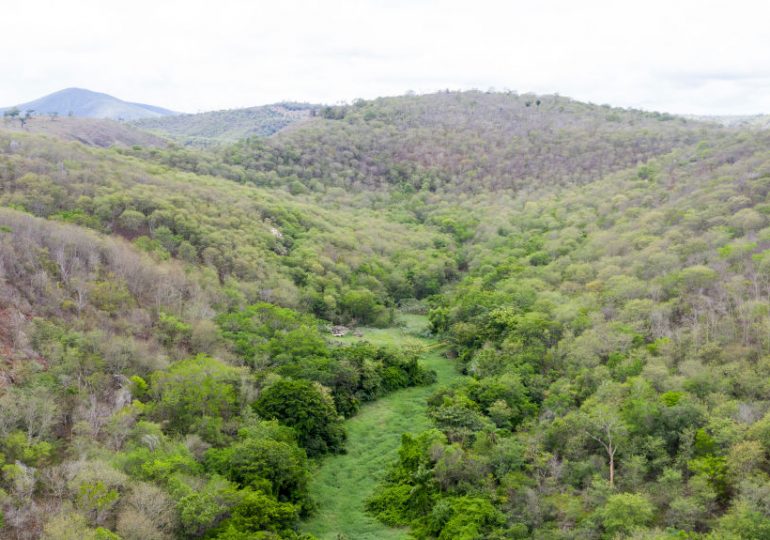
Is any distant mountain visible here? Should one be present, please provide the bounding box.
[131,102,317,146]
[1,88,177,121]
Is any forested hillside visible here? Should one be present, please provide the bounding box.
[119,91,719,197]
[221,92,717,193]
[1,116,167,148]
[131,103,317,147]
[371,130,770,539]
[1,91,770,539]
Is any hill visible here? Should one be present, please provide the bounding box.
[128,91,720,197]
[370,128,770,539]
[686,113,770,129]
[1,87,177,120]
[132,102,317,146]
[0,115,167,147]
[2,91,770,539]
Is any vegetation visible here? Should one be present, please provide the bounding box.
[367,128,770,538]
[0,206,435,537]
[1,115,167,147]
[1,90,770,538]
[0,128,459,322]
[120,91,717,197]
[301,317,462,539]
[131,103,317,147]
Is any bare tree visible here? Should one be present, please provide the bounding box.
[584,405,627,488]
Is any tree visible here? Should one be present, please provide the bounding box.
[3,107,19,122]
[117,209,146,234]
[224,489,298,534]
[598,493,655,537]
[253,379,345,456]
[583,404,628,488]
[424,496,507,540]
[340,288,381,324]
[169,475,240,537]
[217,302,327,368]
[150,355,243,433]
[42,512,120,540]
[76,481,120,526]
[19,109,33,128]
[209,433,310,509]
[717,500,770,539]
[115,482,177,540]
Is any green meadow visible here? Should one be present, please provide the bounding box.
[301,315,462,539]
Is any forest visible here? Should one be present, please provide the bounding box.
[1,91,770,539]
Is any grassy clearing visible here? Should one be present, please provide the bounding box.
[301,315,462,539]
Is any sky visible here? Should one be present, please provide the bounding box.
[2,0,770,115]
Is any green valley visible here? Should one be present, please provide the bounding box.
[302,315,462,540]
[1,90,770,540]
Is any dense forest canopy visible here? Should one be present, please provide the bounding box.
[1,91,770,539]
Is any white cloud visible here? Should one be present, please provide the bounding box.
[2,0,769,114]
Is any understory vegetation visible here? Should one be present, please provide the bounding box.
[1,91,770,539]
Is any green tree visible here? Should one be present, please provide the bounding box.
[340,288,381,324]
[598,493,655,538]
[169,475,240,537]
[225,488,298,534]
[150,355,243,433]
[717,500,770,539]
[253,379,345,456]
[584,403,628,488]
[206,429,311,510]
[117,209,146,233]
[217,302,327,368]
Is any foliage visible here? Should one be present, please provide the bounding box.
[597,493,655,537]
[1,90,769,539]
[149,354,244,434]
[131,102,317,146]
[253,379,346,456]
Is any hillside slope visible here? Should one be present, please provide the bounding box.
[132,103,317,146]
[0,119,455,539]
[0,127,458,327]
[1,92,770,539]
[220,91,720,194]
[369,130,770,539]
[1,115,167,147]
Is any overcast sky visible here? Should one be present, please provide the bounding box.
[3,0,769,115]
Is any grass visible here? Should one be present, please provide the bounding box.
[300,314,463,539]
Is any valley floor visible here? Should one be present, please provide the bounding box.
[301,315,462,539]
